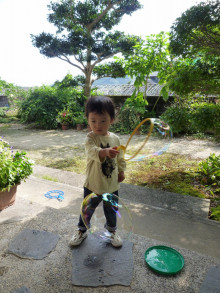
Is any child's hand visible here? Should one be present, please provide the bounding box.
[118,171,125,182]
[106,147,119,158]
[99,146,119,160]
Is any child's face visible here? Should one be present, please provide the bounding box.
[88,111,114,136]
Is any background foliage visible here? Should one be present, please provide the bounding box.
[19,84,86,129]
[161,101,220,136]
[31,0,142,97]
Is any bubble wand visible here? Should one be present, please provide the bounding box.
[117,118,154,161]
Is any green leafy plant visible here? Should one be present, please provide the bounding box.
[168,0,220,96]
[210,205,220,221]
[198,153,220,194]
[0,107,20,123]
[116,32,170,103]
[191,103,220,134]
[19,85,86,129]
[0,138,34,192]
[73,113,87,125]
[0,107,8,118]
[56,109,73,125]
[160,104,192,134]
[20,86,61,129]
[0,78,27,107]
[161,102,220,136]
[111,105,142,134]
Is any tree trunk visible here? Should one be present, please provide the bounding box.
[84,68,92,98]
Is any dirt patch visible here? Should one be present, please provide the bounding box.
[1,124,219,161]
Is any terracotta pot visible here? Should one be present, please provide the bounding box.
[61,124,68,130]
[0,185,18,211]
[76,124,84,131]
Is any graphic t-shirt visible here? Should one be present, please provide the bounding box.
[84,131,126,195]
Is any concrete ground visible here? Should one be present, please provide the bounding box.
[0,126,220,292]
[0,167,220,293]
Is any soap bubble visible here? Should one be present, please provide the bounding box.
[124,118,173,161]
[81,193,133,242]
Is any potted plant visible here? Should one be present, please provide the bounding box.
[0,137,34,210]
[73,113,86,131]
[56,109,73,130]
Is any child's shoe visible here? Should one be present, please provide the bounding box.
[69,230,87,246]
[110,231,123,247]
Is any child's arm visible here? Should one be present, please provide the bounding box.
[117,138,126,182]
[118,171,125,182]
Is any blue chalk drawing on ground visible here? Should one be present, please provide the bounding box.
[44,190,64,201]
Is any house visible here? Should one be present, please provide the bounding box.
[93,83,174,115]
[0,96,9,107]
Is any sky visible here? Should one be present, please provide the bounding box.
[0,0,204,87]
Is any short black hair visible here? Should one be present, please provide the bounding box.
[85,96,115,119]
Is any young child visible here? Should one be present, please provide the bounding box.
[69,96,126,247]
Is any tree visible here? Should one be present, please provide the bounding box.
[31,0,142,98]
[168,0,220,96]
[163,56,220,96]
[53,73,86,88]
[115,32,170,112]
[170,0,220,58]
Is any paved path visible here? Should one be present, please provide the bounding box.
[0,174,220,293]
[0,125,220,292]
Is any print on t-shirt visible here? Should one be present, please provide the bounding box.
[101,143,116,178]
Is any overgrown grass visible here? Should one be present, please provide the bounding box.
[36,175,58,182]
[124,153,219,221]
[34,156,87,174]
[210,205,220,221]
[34,151,219,221]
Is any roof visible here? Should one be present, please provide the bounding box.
[93,83,165,97]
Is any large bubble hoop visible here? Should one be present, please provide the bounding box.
[117,117,172,161]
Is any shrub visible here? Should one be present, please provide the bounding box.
[19,85,86,129]
[20,86,60,129]
[160,104,192,134]
[191,103,220,134]
[111,106,141,134]
[198,153,220,194]
[0,107,8,118]
[161,102,220,136]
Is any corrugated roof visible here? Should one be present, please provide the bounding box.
[93,83,165,97]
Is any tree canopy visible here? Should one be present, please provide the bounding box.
[115,32,170,111]
[170,0,220,58]
[168,0,220,96]
[31,0,142,97]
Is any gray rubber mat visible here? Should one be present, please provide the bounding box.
[71,233,133,287]
[8,229,59,260]
[199,264,220,293]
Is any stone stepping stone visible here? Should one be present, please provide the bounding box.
[71,233,133,287]
[8,229,59,260]
[199,264,220,293]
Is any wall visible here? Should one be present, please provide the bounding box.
[0,96,9,107]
